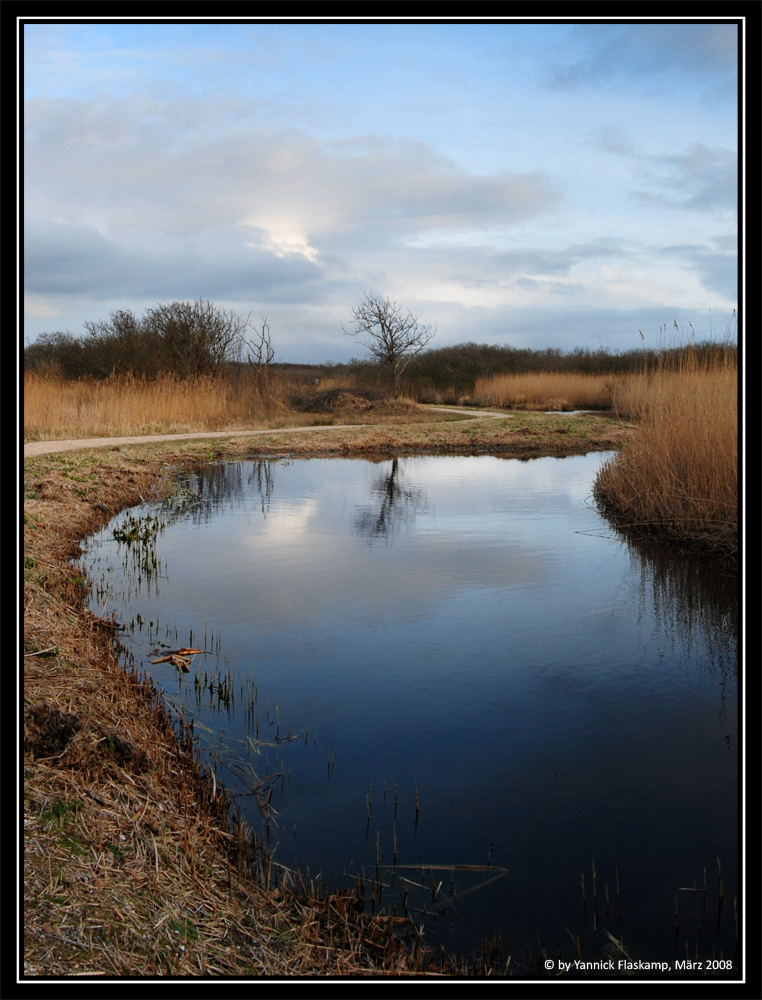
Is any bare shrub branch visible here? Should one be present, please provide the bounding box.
[145,299,248,376]
[244,318,276,393]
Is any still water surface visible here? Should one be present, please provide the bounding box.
[84,453,738,966]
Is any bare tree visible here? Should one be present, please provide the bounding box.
[24,331,86,378]
[244,317,275,393]
[82,309,163,377]
[145,299,248,376]
[344,292,435,397]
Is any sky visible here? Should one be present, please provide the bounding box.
[21,18,740,364]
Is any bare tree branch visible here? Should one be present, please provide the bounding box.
[145,299,247,376]
[244,318,275,393]
[343,292,435,397]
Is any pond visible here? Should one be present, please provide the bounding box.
[84,453,738,971]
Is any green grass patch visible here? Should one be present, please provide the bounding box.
[105,840,128,860]
[61,836,90,857]
[42,798,81,826]
[169,918,199,941]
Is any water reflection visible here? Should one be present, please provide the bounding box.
[627,541,737,683]
[353,457,427,542]
[83,454,738,967]
[621,540,737,746]
[169,457,427,542]
[171,459,278,525]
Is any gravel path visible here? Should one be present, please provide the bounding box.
[23,406,512,458]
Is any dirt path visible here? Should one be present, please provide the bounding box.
[22,422,367,458]
[23,406,512,458]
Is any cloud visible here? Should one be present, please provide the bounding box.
[547,23,737,97]
[658,241,738,301]
[589,126,640,159]
[25,97,559,239]
[632,144,737,213]
[23,216,325,302]
[24,95,561,315]
[588,129,737,214]
[24,217,124,295]
[352,239,630,312]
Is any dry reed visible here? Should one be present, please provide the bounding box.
[23,372,288,441]
[23,372,434,442]
[595,348,737,559]
[472,372,614,411]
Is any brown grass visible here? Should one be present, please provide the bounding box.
[472,372,615,411]
[594,349,737,559]
[23,371,291,441]
[23,373,445,442]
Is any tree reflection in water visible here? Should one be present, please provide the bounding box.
[161,459,278,527]
[352,457,427,542]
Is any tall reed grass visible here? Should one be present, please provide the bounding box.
[472,372,614,410]
[594,347,737,559]
[23,371,288,441]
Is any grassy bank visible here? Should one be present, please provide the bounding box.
[593,350,737,560]
[23,415,629,978]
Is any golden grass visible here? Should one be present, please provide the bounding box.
[472,372,614,411]
[23,372,289,441]
[23,372,432,442]
[594,350,737,559]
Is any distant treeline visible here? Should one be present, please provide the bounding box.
[25,302,737,392]
[23,300,252,380]
[333,340,737,394]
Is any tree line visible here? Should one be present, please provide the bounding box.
[23,300,261,380]
[25,296,736,392]
[333,339,736,394]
